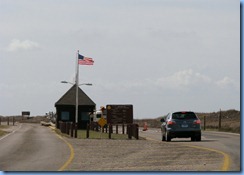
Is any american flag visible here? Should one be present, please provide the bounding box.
[78,54,94,65]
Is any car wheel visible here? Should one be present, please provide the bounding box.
[191,136,196,141]
[165,131,171,142]
[196,135,201,141]
[162,134,166,141]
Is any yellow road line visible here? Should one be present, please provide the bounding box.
[56,134,75,171]
[184,144,230,171]
[144,137,230,171]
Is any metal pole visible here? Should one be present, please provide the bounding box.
[75,50,79,138]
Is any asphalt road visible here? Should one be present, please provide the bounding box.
[139,128,241,171]
[0,123,240,171]
[0,123,70,171]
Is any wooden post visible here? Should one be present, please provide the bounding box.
[109,124,112,139]
[75,123,78,138]
[7,117,9,125]
[135,124,139,140]
[12,117,15,126]
[70,123,74,137]
[203,116,206,130]
[219,109,222,131]
[86,124,90,138]
[60,121,64,133]
[116,125,118,134]
[66,123,70,135]
[128,124,132,139]
[0,117,1,125]
[122,123,124,134]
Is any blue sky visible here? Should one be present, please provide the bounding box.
[0,0,240,119]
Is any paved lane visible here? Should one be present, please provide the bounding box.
[197,131,240,171]
[0,123,70,171]
[139,128,240,171]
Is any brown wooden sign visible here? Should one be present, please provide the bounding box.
[106,104,133,124]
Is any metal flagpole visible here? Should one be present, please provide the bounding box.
[75,50,79,138]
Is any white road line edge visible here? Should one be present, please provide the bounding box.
[0,124,22,141]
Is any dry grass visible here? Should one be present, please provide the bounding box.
[0,125,9,137]
[134,109,240,133]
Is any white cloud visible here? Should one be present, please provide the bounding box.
[92,69,239,93]
[7,39,40,52]
[89,69,214,96]
[216,76,239,89]
[0,0,239,117]
[155,69,212,89]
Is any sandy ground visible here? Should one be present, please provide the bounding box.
[0,123,223,171]
[64,137,222,171]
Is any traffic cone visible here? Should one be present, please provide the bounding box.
[143,122,148,131]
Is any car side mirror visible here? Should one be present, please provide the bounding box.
[160,118,165,122]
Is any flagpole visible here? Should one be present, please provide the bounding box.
[75,50,79,138]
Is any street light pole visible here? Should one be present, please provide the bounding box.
[75,51,79,138]
[61,81,92,86]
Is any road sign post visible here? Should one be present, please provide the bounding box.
[98,117,107,139]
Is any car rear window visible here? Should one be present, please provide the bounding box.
[172,112,197,119]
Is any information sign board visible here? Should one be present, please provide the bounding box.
[106,104,133,124]
[22,111,30,116]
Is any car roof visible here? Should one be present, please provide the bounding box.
[170,111,195,114]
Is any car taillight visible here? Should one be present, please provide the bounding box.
[193,119,201,124]
[167,121,176,125]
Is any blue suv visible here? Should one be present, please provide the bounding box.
[161,111,201,142]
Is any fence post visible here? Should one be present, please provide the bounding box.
[12,117,15,126]
[61,122,64,133]
[135,124,139,140]
[86,123,90,138]
[0,117,1,125]
[74,123,78,138]
[70,123,74,137]
[219,109,222,131]
[7,117,9,125]
[109,124,112,139]
[122,123,124,134]
[127,124,132,139]
[59,121,61,132]
[116,125,118,134]
[203,116,206,130]
[66,122,70,135]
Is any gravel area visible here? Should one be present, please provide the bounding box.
[64,138,223,171]
[0,123,224,171]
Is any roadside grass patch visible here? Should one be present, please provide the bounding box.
[77,130,130,139]
[0,125,9,137]
[53,128,138,140]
